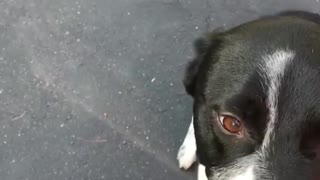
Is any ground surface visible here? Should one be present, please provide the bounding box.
[0,0,319,180]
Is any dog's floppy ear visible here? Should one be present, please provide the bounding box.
[183,29,223,97]
[183,37,209,96]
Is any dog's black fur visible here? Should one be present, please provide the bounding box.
[184,11,320,179]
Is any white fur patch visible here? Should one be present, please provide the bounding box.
[198,164,208,180]
[260,50,295,151]
[230,166,255,180]
[177,116,197,170]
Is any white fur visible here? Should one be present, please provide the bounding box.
[177,116,197,170]
[260,50,295,152]
[198,164,208,180]
[177,117,208,180]
[230,166,255,180]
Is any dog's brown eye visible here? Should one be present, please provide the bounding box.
[220,115,243,134]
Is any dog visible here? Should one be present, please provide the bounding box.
[177,11,320,180]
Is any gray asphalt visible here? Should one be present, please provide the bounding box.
[0,0,319,180]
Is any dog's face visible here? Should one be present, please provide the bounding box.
[185,12,320,180]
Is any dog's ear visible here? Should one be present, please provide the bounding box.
[183,37,208,96]
[183,29,223,97]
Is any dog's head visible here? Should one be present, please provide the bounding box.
[185,11,320,180]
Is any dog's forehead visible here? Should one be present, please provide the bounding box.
[203,44,320,148]
[205,42,320,109]
[204,45,261,104]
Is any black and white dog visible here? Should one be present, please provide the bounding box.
[177,11,320,180]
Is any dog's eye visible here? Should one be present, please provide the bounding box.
[219,115,243,134]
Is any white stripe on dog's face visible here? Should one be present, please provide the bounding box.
[260,50,295,152]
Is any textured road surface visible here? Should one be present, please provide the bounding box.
[0,0,319,180]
